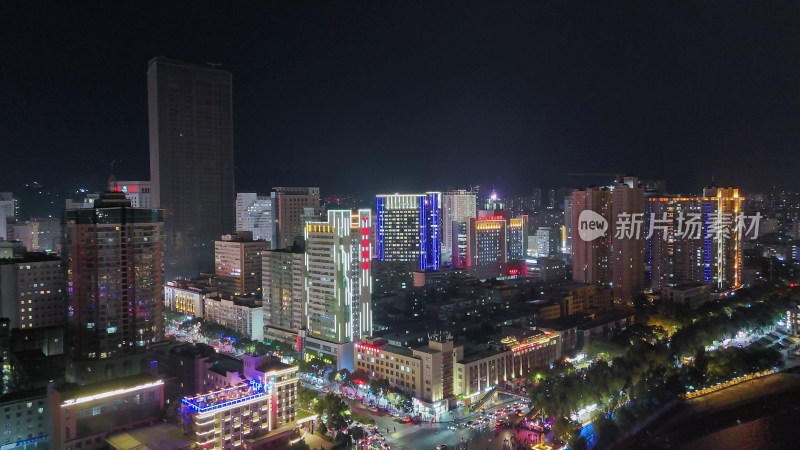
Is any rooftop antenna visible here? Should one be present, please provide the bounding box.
[108,160,118,191]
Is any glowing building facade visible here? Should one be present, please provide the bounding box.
[441,189,477,264]
[182,359,298,449]
[375,193,441,271]
[648,187,743,292]
[304,210,372,345]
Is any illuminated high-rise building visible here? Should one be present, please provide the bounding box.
[375,193,441,271]
[214,231,269,297]
[611,176,645,303]
[441,189,477,264]
[648,187,743,292]
[64,191,164,384]
[262,247,306,333]
[148,57,234,280]
[466,215,507,267]
[272,187,320,249]
[507,215,528,260]
[304,210,372,345]
[571,186,612,285]
[461,213,528,268]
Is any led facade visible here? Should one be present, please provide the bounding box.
[376,193,441,271]
[304,210,372,345]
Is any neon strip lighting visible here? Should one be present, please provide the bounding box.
[61,380,163,407]
[355,343,382,353]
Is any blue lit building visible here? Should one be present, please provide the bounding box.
[376,193,441,271]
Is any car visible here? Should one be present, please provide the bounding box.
[447,424,457,431]
[403,417,412,423]
[436,445,449,450]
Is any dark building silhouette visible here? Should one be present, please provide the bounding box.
[64,192,164,384]
[148,57,235,280]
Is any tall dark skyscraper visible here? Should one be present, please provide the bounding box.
[148,57,235,280]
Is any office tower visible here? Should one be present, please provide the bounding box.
[107,180,153,208]
[0,252,65,330]
[11,217,61,253]
[466,216,507,267]
[571,186,612,285]
[0,193,19,241]
[535,227,560,257]
[376,193,441,271]
[64,191,164,384]
[148,57,234,280]
[235,193,274,243]
[304,210,372,344]
[214,231,268,297]
[611,176,645,303]
[507,215,528,260]
[649,187,743,292]
[451,221,469,268]
[272,187,320,249]
[441,189,477,264]
[262,248,306,333]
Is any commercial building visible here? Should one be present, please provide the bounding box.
[182,359,298,449]
[304,210,372,345]
[272,187,320,249]
[262,248,306,335]
[49,374,165,450]
[534,227,560,258]
[376,193,441,271]
[455,329,559,402]
[355,330,561,413]
[0,193,19,242]
[525,258,568,282]
[164,279,215,318]
[11,217,61,253]
[236,193,274,243]
[107,180,153,208]
[0,387,49,449]
[456,213,529,271]
[203,296,264,341]
[441,189,477,264]
[148,57,235,280]
[64,192,164,384]
[545,282,613,317]
[214,232,269,297]
[662,283,712,309]
[0,252,66,330]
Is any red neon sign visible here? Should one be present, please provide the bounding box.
[508,268,519,276]
[353,378,366,385]
[477,215,504,221]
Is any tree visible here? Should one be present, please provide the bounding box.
[285,441,311,450]
[298,386,318,409]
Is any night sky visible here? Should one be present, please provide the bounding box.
[3,1,800,207]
